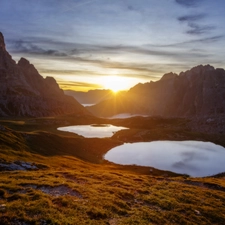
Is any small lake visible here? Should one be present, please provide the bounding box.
[57,124,128,138]
[82,103,95,107]
[107,113,149,119]
[104,141,225,177]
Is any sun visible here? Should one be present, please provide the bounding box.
[102,75,131,93]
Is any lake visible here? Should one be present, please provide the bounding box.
[57,124,128,138]
[107,113,149,119]
[82,103,95,107]
[104,141,225,177]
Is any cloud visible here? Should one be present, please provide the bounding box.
[153,35,224,47]
[39,69,100,76]
[8,34,223,82]
[178,14,206,22]
[186,23,215,35]
[66,44,211,62]
[58,81,102,90]
[175,0,203,7]
[172,151,197,170]
[127,5,135,11]
[40,59,162,79]
[9,35,215,62]
[178,13,215,36]
[12,40,67,56]
[62,0,101,12]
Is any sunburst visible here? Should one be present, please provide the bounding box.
[102,75,131,93]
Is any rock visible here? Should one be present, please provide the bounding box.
[0,161,38,171]
[194,209,201,215]
[0,204,6,212]
[0,32,90,117]
[0,32,5,50]
[0,162,25,171]
[16,161,38,170]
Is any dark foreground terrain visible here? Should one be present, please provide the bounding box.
[0,115,225,224]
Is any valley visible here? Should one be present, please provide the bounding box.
[1,115,225,224]
[1,30,225,224]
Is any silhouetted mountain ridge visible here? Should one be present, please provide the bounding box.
[87,64,225,119]
[0,32,88,117]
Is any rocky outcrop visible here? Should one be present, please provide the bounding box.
[87,65,225,119]
[0,32,89,117]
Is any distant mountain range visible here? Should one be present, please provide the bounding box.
[87,65,225,119]
[0,32,89,117]
[64,89,115,105]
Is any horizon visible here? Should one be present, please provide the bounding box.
[1,0,225,91]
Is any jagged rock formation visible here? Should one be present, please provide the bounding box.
[87,65,225,119]
[0,32,89,117]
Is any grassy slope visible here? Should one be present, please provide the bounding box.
[0,116,225,224]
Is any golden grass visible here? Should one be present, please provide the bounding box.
[1,160,225,224]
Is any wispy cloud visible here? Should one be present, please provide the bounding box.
[7,33,224,84]
[175,0,204,7]
[62,0,102,12]
[178,13,215,36]
[10,36,209,61]
[39,69,100,77]
[12,40,67,56]
[58,81,102,90]
[146,35,224,47]
[178,14,206,22]
[186,23,215,35]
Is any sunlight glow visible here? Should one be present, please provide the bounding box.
[102,75,133,92]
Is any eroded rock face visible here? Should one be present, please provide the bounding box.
[0,32,6,50]
[0,32,89,117]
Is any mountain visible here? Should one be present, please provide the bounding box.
[64,89,115,105]
[0,32,89,117]
[87,65,225,118]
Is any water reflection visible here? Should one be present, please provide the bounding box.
[104,141,225,177]
[82,103,95,107]
[107,113,149,119]
[57,124,128,138]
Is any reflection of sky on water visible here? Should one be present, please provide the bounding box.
[108,113,149,119]
[104,141,225,177]
[82,104,95,107]
[57,124,128,138]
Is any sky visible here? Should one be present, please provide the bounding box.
[1,0,225,92]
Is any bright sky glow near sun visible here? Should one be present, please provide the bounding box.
[1,0,225,91]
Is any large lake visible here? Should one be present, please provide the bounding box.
[57,124,128,138]
[104,141,225,177]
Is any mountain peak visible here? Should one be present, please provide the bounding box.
[160,72,178,81]
[191,64,215,72]
[0,31,89,117]
[180,64,215,76]
[0,32,6,50]
[18,57,30,67]
[17,57,41,78]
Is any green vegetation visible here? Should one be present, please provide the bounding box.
[0,115,225,224]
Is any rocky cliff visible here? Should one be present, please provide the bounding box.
[0,32,88,117]
[87,65,225,119]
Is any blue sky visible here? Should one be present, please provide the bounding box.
[1,0,225,91]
